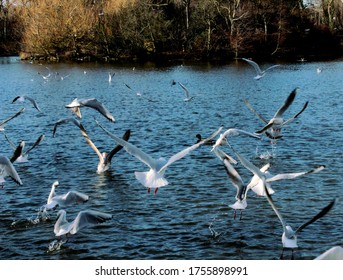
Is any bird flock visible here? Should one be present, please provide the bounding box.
[0,58,341,260]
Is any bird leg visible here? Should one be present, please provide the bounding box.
[233,210,237,220]
[147,188,150,193]
[154,188,159,195]
[280,248,285,260]
[239,210,243,220]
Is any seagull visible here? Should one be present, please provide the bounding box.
[38,67,51,80]
[314,246,343,260]
[96,120,222,194]
[4,133,45,163]
[0,108,25,131]
[247,162,325,197]
[0,155,23,186]
[108,72,115,83]
[12,95,41,112]
[43,181,89,210]
[229,145,336,259]
[53,117,130,173]
[242,58,280,80]
[214,147,248,219]
[211,128,260,151]
[246,88,309,139]
[264,183,336,259]
[54,209,112,237]
[230,145,325,197]
[65,98,115,122]
[124,83,156,102]
[178,82,194,101]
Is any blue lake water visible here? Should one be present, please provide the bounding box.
[0,56,342,260]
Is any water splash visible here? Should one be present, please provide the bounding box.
[47,239,67,252]
[208,216,222,239]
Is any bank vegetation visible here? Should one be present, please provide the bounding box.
[1,0,343,62]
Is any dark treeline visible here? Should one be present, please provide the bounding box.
[1,0,343,62]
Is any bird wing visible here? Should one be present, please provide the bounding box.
[3,133,17,150]
[106,129,131,164]
[244,98,269,124]
[23,96,42,112]
[10,142,24,163]
[53,117,84,137]
[213,147,237,164]
[23,134,45,156]
[264,64,280,72]
[96,120,158,170]
[60,191,89,206]
[0,156,22,185]
[242,58,263,75]
[0,108,25,128]
[159,126,222,173]
[266,165,325,183]
[70,210,112,235]
[281,101,309,127]
[273,88,298,118]
[81,98,115,122]
[223,159,247,201]
[295,199,337,235]
[178,82,190,99]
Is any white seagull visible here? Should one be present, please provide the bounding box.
[0,155,23,186]
[229,145,336,259]
[211,128,260,151]
[43,181,89,210]
[4,133,45,163]
[0,108,25,131]
[178,82,194,102]
[108,72,115,83]
[12,95,41,112]
[264,183,336,259]
[65,98,115,122]
[54,209,112,237]
[246,162,325,197]
[96,120,222,194]
[214,147,248,219]
[245,88,309,139]
[242,58,280,80]
[53,117,130,174]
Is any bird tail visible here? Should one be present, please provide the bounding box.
[134,171,169,190]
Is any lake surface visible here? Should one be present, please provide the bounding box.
[0,56,342,260]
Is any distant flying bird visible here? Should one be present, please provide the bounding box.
[4,133,45,163]
[242,58,280,80]
[245,88,309,139]
[0,155,23,186]
[12,95,41,112]
[96,120,222,194]
[54,209,112,237]
[0,108,25,131]
[43,181,89,210]
[65,98,115,122]
[178,82,194,101]
[108,72,115,83]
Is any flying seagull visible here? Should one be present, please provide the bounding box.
[0,155,23,186]
[4,133,45,163]
[96,120,222,194]
[12,95,41,112]
[245,88,309,139]
[242,58,280,80]
[0,108,25,131]
[43,181,89,210]
[65,98,115,122]
[53,117,130,173]
[229,145,335,259]
[54,209,112,237]
[178,82,194,102]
